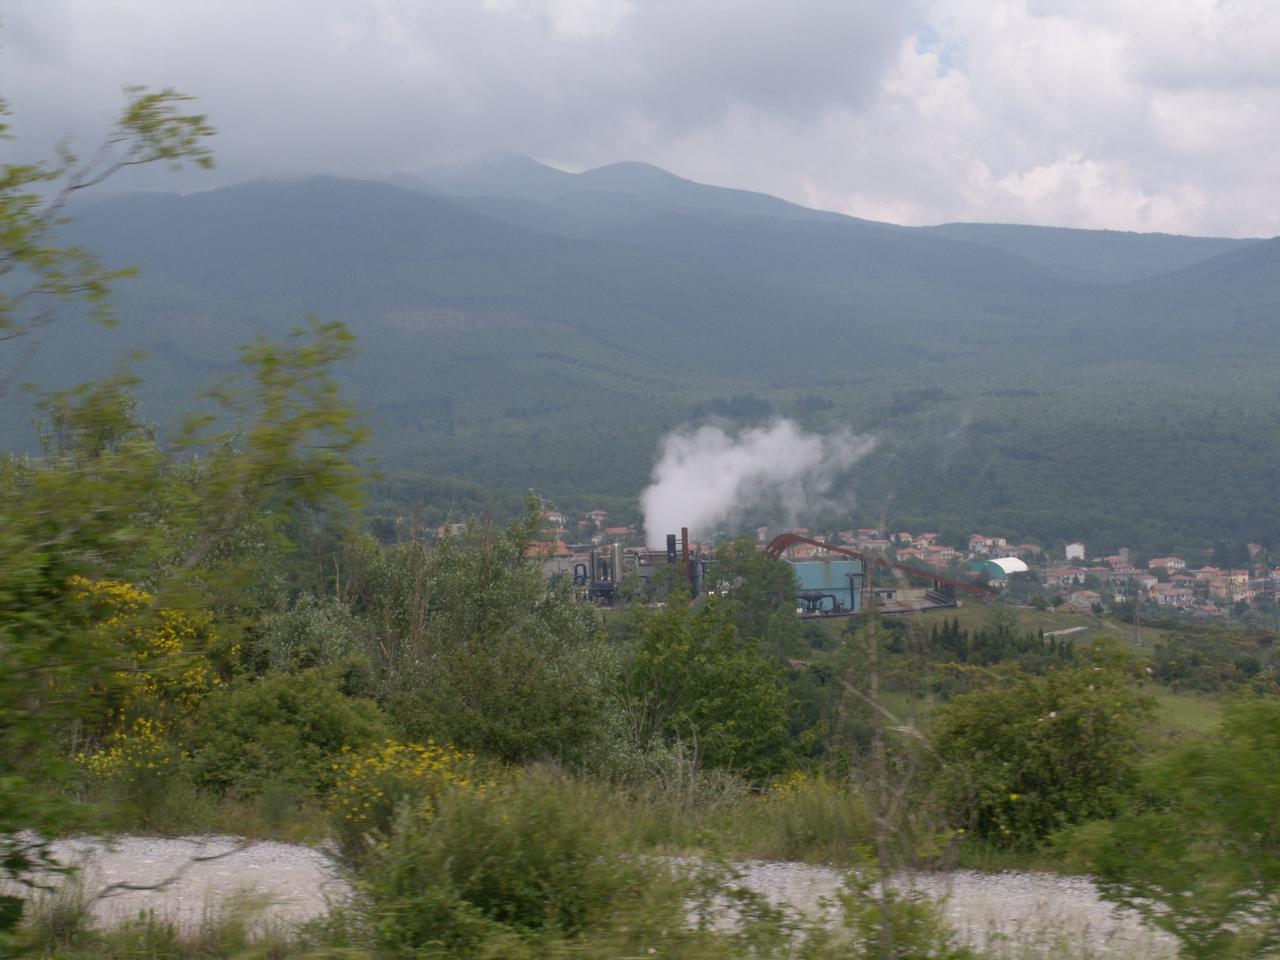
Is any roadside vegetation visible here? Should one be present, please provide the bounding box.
[2,89,1278,960]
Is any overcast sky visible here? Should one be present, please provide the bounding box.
[4,0,1277,237]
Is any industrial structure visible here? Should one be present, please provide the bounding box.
[765,533,995,617]
[542,528,995,617]
[569,527,709,604]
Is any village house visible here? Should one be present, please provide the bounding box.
[1067,589,1101,610]
[783,540,828,559]
[1065,542,1086,561]
[1150,582,1195,608]
[1208,569,1254,604]
[1045,566,1088,587]
[968,534,1009,557]
[1148,556,1186,572]
[1095,566,1137,586]
[924,544,958,562]
[1134,573,1158,591]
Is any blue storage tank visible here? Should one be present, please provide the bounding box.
[789,559,864,613]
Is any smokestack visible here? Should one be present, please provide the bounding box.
[681,527,692,594]
[612,542,624,583]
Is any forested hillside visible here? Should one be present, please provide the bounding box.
[8,162,1276,553]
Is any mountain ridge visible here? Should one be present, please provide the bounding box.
[12,166,1279,552]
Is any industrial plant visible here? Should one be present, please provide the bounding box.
[529,522,994,617]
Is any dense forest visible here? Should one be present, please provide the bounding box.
[2,156,1276,555]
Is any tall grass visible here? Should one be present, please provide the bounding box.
[21,883,311,959]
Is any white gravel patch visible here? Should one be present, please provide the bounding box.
[37,836,349,931]
[728,861,1176,959]
[23,837,1176,957]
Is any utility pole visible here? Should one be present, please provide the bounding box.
[865,507,894,960]
[1133,584,1142,646]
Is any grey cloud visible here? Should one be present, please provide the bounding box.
[1,0,1277,236]
[0,0,919,185]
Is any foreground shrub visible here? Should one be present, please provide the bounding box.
[74,716,191,828]
[1090,699,1280,960]
[931,663,1152,848]
[187,669,390,797]
[840,863,978,960]
[750,771,874,863]
[68,577,223,724]
[357,772,693,958]
[329,738,482,861]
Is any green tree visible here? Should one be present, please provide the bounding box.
[621,595,794,781]
[707,536,804,657]
[0,319,364,930]
[0,88,213,393]
[0,87,372,939]
[0,89,215,937]
[1092,700,1280,959]
[351,505,613,765]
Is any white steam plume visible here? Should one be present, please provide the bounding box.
[641,419,876,549]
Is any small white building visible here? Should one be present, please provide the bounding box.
[1065,542,1086,561]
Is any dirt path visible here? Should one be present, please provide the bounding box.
[37,836,1175,956]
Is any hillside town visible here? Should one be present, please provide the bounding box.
[491,508,1280,621]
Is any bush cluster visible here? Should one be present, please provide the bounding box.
[329,738,483,861]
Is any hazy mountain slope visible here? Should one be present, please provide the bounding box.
[923,222,1259,285]
[10,171,1278,552]
[66,176,1087,372]
[410,154,844,223]
[408,155,1255,285]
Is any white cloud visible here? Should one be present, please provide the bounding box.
[546,0,632,40]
